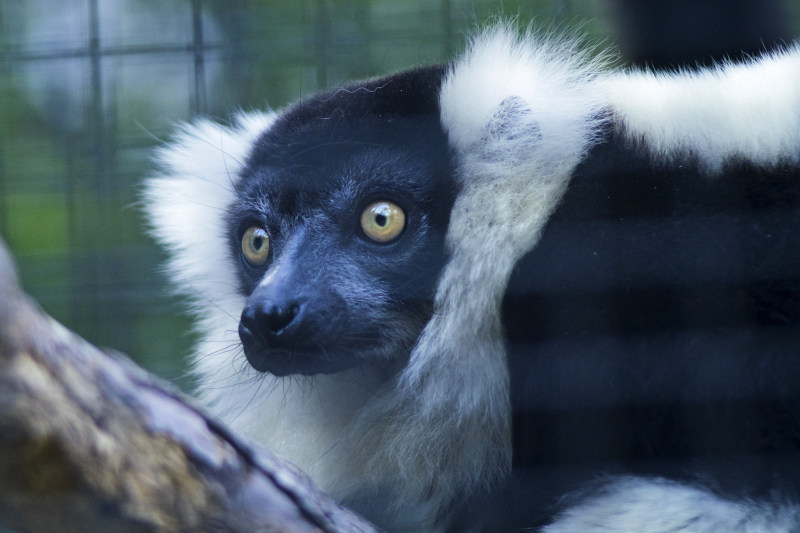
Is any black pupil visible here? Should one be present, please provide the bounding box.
[375,213,387,227]
[252,236,263,250]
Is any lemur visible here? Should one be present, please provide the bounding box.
[145,26,800,532]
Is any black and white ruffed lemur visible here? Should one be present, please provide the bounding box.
[144,25,800,532]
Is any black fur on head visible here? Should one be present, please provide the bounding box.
[226,66,457,377]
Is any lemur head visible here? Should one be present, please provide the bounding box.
[227,66,456,377]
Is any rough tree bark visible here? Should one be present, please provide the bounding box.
[0,238,380,533]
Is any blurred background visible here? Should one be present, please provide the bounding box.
[0,0,798,388]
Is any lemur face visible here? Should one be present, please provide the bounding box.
[226,73,456,376]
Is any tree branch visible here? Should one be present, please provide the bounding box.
[0,238,380,533]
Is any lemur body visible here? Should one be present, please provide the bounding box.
[145,27,800,531]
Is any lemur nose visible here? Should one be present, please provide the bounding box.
[241,301,302,343]
[264,303,299,334]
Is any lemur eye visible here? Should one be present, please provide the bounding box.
[360,200,406,243]
[241,226,270,267]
